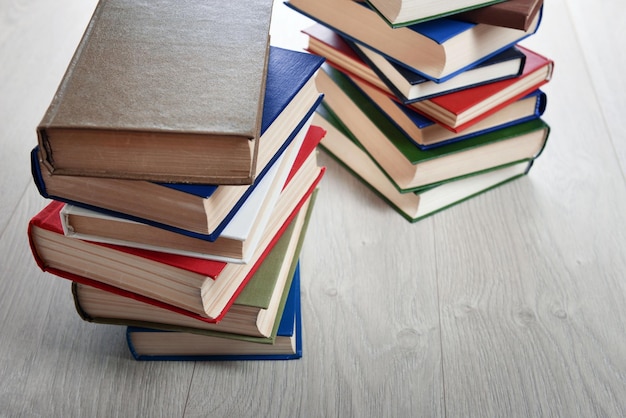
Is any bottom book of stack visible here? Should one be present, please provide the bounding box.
[125,265,303,361]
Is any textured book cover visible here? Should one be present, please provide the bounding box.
[37,0,274,183]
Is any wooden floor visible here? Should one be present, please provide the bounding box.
[2,0,626,416]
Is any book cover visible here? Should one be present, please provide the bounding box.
[286,0,541,82]
[364,0,506,28]
[125,275,303,361]
[408,45,554,132]
[28,161,325,322]
[316,65,550,192]
[456,0,544,31]
[315,106,536,222]
[32,47,325,239]
[58,125,325,264]
[37,0,275,184]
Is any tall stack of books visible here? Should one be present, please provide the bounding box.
[27,0,327,361]
[286,0,553,222]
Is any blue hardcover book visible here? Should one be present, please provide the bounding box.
[125,264,303,361]
[31,46,325,242]
[351,41,526,104]
[362,84,547,150]
[286,0,542,82]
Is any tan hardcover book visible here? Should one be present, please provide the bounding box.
[37,0,273,184]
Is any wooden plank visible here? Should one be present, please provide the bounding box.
[0,185,195,416]
[564,0,626,174]
[437,0,626,416]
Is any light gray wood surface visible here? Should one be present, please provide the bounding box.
[1,0,625,416]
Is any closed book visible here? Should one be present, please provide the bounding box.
[59,125,325,263]
[37,0,275,184]
[303,23,525,103]
[125,274,303,361]
[456,0,544,31]
[406,45,554,132]
[364,0,505,27]
[286,0,541,82]
[28,159,325,322]
[315,106,535,222]
[317,64,550,192]
[354,76,547,149]
[32,47,325,239]
[352,41,526,104]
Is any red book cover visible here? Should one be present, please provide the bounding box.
[412,45,554,133]
[284,124,325,186]
[28,200,226,277]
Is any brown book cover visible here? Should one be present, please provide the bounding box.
[456,0,544,31]
[37,0,273,184]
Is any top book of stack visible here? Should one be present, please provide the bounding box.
[37,0,274,185]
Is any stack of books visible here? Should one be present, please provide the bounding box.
[27,0,327,361]
[286,0,553,222]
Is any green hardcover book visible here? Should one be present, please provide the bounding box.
[316,64,550,193]
[72,190,318,344]
[365,0,506,28]
[315,105,542,222]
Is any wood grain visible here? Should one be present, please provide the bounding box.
[1,0,626,416]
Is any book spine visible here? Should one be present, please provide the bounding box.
[70,283,95,323]
[30,147,50,199]
[36,1,105,172]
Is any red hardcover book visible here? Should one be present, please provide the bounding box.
[28,129,326,323]
[409,45,553,133]
[302,24,391,95]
